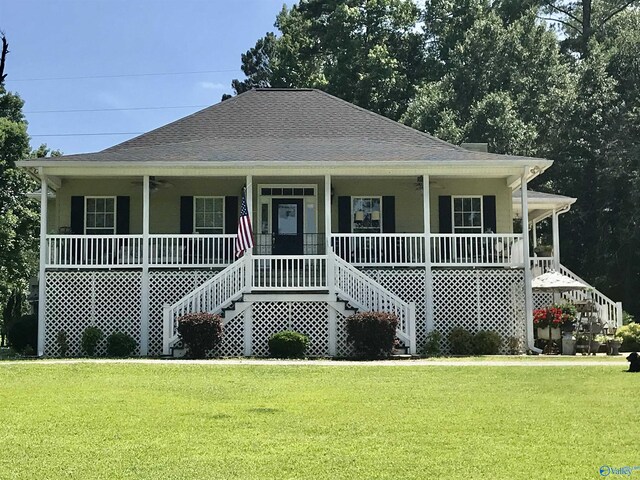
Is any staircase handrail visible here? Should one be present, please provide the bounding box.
[559,264,622,327]
[332,253,415,351]
[163,256,249,354]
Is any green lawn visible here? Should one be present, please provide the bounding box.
[0,363,637,479]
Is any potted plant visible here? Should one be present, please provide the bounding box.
[558,303,577,335]
[607,336,622,356]
[576,334,589,355]
[534,306,563,340]
[591,334,607,355]
[534,245,553,257]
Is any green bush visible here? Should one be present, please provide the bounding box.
[448,327,474,355]
[268,331,309,358]
[177,313,223,358]
[616,323,640,352]
[56,330,69,357]
[81,326,103,356]
[346,311,398,358]
[106,332,138,357]
[7,314,37,354]
[421,330,442,357]
[473,330,502,355]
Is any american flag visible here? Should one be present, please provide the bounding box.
[235,188,254,257]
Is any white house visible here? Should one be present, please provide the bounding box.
[18,88,622,357]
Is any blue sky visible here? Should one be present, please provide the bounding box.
[2,0,289,154]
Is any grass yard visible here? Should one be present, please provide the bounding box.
[0,363,638,480]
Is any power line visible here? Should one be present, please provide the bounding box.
[25,105,209,114]
[10,68,240,82]
[30,132,144,137]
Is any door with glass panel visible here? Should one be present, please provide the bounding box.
[272,199,304,255]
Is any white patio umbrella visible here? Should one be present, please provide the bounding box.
[531,270,589,292]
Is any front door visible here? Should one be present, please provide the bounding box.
[272,199,304,255]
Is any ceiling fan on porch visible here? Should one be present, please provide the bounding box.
[131,176,174,191]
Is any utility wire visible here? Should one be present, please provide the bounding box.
[10,69,240,82]
[25,105,209,113]
[31,132,144,137]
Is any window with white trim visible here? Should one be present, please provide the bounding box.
[85,197,116,235]
[194,197,224,234]
[453,196,482,233]
[352,197,382,233]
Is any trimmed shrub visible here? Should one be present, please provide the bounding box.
[268,331,309,358]
[473,330,502,355]
[106,332,138,357]
[448,327,474,355]
[81,326,103,356]
[56,330,69,357]
[177,313,223,359]
[7,314,37,354]
[346,311,398,358]
[616,323,640,352]
[421,330,442,357]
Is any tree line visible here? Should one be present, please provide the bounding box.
[227,0,640,319]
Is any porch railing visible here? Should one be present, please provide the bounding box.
[558,265,623,328]
[252,255,327,290]
[162,255,249,354]
[430,233,524,267]
[46,232,528,269]
[331,233,425,266]
[333,253,415,351]
[531,257,555,277]
[45,234,235,268]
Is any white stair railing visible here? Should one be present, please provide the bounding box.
[332,253,416,352]
[162,256,249,354]
[559,264,623,328]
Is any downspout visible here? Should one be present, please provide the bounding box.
[520,168,542,354]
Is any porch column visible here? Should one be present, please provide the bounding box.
[245,175,253,290]
[37,172,48,356]
[140,175,150,356]
[324,174,334,293]
[552,209,560,271]
[520,169,538,353]
[532,220,538,250]
[423,174,434,334]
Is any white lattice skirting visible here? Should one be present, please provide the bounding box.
[44,268,526,357]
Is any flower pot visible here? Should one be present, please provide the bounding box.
[550,327,561,340]
[589,341,602,355]
[608,340,622,356]
[561,338,576,355]
[537,327,550,340]
[561,322,576,333]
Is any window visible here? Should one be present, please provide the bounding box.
[453,196,482,233]
[352,197,381,233]
[194,197,224,234]
[85,197,116,235]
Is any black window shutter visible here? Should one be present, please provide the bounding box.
[70,196,85,234]
[382,196,395,233]
[180,196,194,234]
[438,196,452,233]
[116,196,130,234]
[225,196,239,234]
[338,196,351,233]
[483,195,497,233]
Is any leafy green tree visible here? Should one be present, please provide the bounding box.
[0,36,40,340]
[228,0,426,119]
[403,6,571,155]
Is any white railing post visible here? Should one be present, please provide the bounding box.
[552,210,561,271]
[243,305,253,356]
[423,174,434,335]
[162,304,171,355]
[616,302,623,328]
[245,175,254,292]
[408,302,417,354]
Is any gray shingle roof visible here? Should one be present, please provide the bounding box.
[30,89,551,165]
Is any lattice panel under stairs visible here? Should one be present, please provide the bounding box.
[211,313,245,357]
[533,292,554,310]
[432,269,526,354]
[148,270,219,356]
[362,268,427,349]
[251,301,330,357]
[45,271,142,356]
[335,311,355,357]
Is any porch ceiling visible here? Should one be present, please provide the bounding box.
[513,189,576,222]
